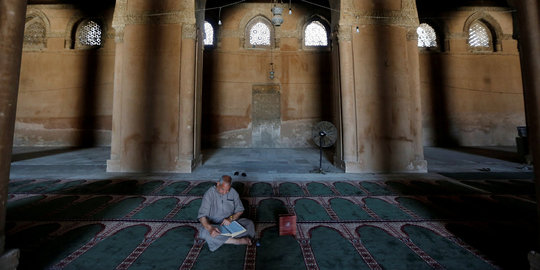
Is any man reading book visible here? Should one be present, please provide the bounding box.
[197,175,255,251]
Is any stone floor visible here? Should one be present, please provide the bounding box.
[9,146,532,181]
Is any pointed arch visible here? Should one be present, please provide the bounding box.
[244,15,274,49]
[24,8,50,49]
[463,12,503,52]
[303,15,330,49]
[66,16,106,49]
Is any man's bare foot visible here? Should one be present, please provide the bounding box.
[225,237,252,246]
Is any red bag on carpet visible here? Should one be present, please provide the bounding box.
[279,214,296,236]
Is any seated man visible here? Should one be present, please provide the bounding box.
[197,175,255,251]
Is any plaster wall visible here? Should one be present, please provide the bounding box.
[201,3,333,148]
[15,5,115,146]
[419,9,525,146]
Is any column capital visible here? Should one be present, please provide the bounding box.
[182,23,197,40]
[112,0,196,29]
[334,25,353,42]
[338,0,419,30]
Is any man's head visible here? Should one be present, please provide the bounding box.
[216,175,232,195]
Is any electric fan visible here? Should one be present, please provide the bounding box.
[311,121,337,174]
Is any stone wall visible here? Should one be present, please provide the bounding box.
[15,4,115,146]
[201,3,333,148]
[419,8,525,146]
[14,2,526,150]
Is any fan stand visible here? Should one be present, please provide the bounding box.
[310,131,327,174]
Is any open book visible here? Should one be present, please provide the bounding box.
[219,221,246,237]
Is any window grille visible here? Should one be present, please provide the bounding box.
[305,21,328,47]
[204,21,214,46]
[468,22,490,48]
[24,20,46,47]
[417,23,437,48]
[249,22,271,46]
[78,20,102,47]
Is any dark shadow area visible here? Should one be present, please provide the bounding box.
[11,147,80,162]
[421,26,457,146]
[439,172,534,180]
[446,222,537,270]
[70,1,115,148]
[422,11,458,147]
[312,9,334,165]
[372,16,393,171]
[76,48,99,147]
[416,0,510,12]
[200,35,217,150]
[447,146,522,163]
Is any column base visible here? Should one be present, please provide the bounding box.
[106,153,202,173]
[407,159,428,173]
[106,159,121,172]
[175,153,203,173]
[0,249,20,270]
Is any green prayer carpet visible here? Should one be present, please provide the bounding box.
[6,177,535,269]
[256,227,305,270]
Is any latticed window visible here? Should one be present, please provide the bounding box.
[204,21,214,46]
[304,21,328,47]
[24,18,46,48]
[77,20,102,47]
[468,21,490,48]
[249,22,271,46]
[417,23,437,48]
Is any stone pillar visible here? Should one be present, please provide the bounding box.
[107,0,199,172]
[177,23,200,171]
[0,0,26,268]
[512,0,540,251]
[107,6,125,171]
[335,0,426,172]
[405,2,427,171]
[336,27,359,171]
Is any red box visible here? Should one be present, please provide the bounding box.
[279,214,297,236]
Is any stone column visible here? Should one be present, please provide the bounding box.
[336,27,359,172]
[405,1,427,170]
[177,23,199,171]
[107,0,198,172]
[0,0,26,268]
[106,4,126,171]
[335,0,426,172]
[513,0,540,251]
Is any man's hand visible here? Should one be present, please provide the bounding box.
[221,218,232,226]
[209,227,221,238]
[200,217,221,238]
